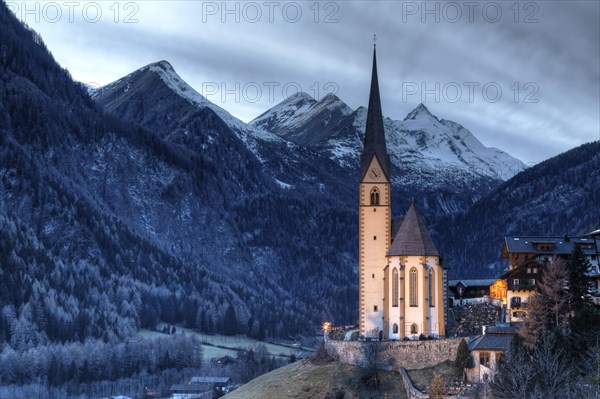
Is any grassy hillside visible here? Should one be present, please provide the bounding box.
[222,345,473,399]
[222,355,408,399]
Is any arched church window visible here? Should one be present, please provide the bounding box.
[410,268,418,307]
[370,187,380,205]
[393,323,398,334]
[429,268,435,307]
[392,268,399,307]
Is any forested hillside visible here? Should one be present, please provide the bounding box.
[0,0,358,363]
[432,141,600,277]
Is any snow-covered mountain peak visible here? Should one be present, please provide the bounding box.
[317,92,353,115]
[145,61,211,107]
[253,91,526,182]
[404,103,437,121]
[151,59,174,69]
[287,91,315,101]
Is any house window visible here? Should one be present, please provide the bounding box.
[392,268,399,307]
[410,268,418,307]
[533,268,538,274]
[373,236,377,240]
[410,324,418,334]
[511,296,521,307]
[393,323,398,334]
[370,187,380,205]
[373,305,378,312]
[527,268,531,274]
[529,279,536,286]
[513,279,520,286]
[479,352,491,367]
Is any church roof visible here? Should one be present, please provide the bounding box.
[359,47,391,180]
[387,203,439,257]
[391,219,404,240]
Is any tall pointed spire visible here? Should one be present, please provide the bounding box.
[360,45,391,180]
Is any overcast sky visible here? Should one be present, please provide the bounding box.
[8,0,599,164]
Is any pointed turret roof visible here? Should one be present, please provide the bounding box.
[360,47,391,180]
[387,203,439,257]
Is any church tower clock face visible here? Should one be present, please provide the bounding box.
[368,168,382,180]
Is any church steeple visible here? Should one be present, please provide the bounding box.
[360,46,391,180]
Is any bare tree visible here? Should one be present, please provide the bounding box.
[429,373,447,399]
[530,334,576,397]
[583,344,600,399]
[361,341,383,387]
[521,258,569,347]
[520,294,548,347]
[361,341,395,387]
[538,258,569,330]
[492,336,535,399]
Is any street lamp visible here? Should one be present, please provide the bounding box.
[322,322,331,341]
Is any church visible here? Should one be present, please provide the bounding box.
[358,47,447,340]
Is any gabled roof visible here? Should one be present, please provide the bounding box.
[485,325,517,334]
[388,203,439,257]
[359,47,391,180]
[503,236,598,256]
[170,383,211,393]
[190,377,230,384]
[586,228,600,237]
[469,334,514,351]
[449,279,496,288]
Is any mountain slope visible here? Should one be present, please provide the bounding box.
[0,1,233,347]
[431,140,600,278]
[0,0,357,355]
[93,60,362,332]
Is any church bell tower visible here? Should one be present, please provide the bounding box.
[358,45,392,338]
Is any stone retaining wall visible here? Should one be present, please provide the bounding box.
[325,338,463,371]
[399,368,429,399]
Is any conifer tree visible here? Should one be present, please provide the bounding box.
[223,305,238,336]
[454,338,473,382]
[567,244,591,311]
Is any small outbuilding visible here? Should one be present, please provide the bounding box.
[467,324,517,383]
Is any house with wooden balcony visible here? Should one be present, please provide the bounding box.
[499,231,600,322]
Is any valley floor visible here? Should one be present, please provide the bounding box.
[139,326,308,360]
